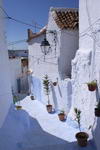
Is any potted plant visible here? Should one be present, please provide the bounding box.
[53,82,57,86]
[74,108,89,147]
[15,99,22,110]
[43,75,52,113]
[58,110,66,121]
[95,101,100,117]
[30,95,35,100]
[16,105,22,110]
[53,78,58,86]
[87,80,97,91]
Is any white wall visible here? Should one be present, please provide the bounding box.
[0,0,12,128]
[28,7,79,110]
[47,8,79,80]
[9,58,22,93]
[59,30,79,79]
[69,0,100,149]
[28,34,59,81]
[29,7,79,81]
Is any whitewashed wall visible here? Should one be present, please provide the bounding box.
[59,30,79,79]
[0,0,12,128]
[9,58,22,93]
[47,8,79,80]
[29,34,58,81]
[28,7,79,112]
[29,7,79,81]
[69,0,100,149]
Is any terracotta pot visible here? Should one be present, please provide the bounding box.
[87,84,97,91]
[16,105,22,110]
[30,95,35,100]
[53,82,57,86]
[95,108,100,117]
[76,132,89,147]
[58,113,65,121]
[46,105,52,113]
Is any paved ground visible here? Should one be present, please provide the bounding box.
[0,96,97,150]
[20,96,97,150]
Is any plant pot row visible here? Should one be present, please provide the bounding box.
[46,105,66,121]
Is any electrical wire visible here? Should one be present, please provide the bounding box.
[7,16,42,29]
[0,6,9,17]
[0,5,42,29]
[8,39,27,45]
[1,4,100,51]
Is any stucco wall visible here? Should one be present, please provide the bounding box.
[69,0,100,149]
[59,30,79,79]
[47,8,79,80]
[28,33,59,81]
[29,7,79,81]
[0,0,12,128]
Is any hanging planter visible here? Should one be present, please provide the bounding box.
[58,111,66,121]
[76,132,89,147]
[95,101,100,117]
[46,104,52,113]
[87,80,97,91]
[15,105,22,110]
[30,95,35,100]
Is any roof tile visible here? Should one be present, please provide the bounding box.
[52,9,79,30]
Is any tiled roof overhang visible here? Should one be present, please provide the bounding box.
[52,8,79,30]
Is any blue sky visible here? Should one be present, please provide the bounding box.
[4,0,79,49]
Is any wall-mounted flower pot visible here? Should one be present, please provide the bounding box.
[58,113,66,121]
[87,81,97,91]
[16,105,22,110]
[53,82,57,86]
[46,105,52,113]
[76,132,89,147]
[30,95,35,100]
[95,108,100,117]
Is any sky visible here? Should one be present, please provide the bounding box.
[4,0,79,50]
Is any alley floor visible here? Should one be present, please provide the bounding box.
[0,96,97,150]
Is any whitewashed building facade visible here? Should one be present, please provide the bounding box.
[28,8,79,81]
[27,8,79,107]
[0,0,12,128]
[69,0,100,149]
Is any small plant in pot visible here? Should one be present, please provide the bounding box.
[74,108,89,147]
[15,100,22,110]
[87,80,97,91]
[58,110,66,121]
[43,75,52,113]
[53,82,57,86]
[30,94,35,100]
[53,78,58,86]
[95,101,100,117]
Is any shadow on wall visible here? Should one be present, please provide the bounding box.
[93,118,100,150]
[51,84,58,111]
